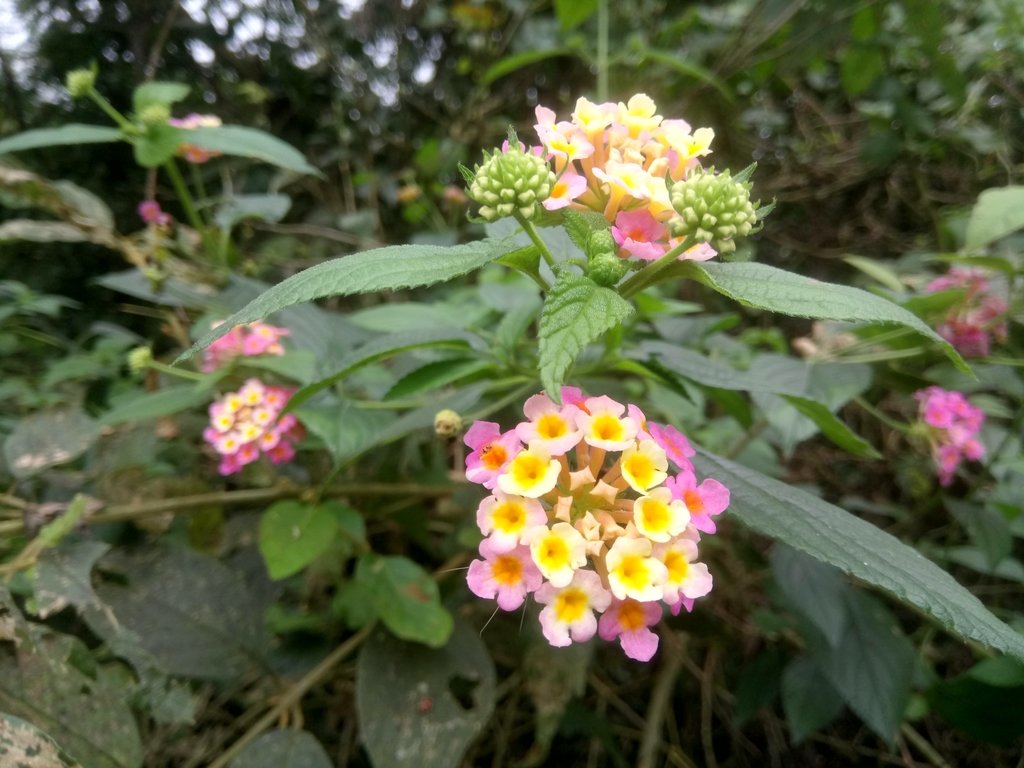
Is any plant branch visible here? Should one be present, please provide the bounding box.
[514,213,557,272]
[163,159,206,232]
[618,237,694,298]
[638,630,686,768]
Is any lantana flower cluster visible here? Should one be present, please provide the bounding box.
[202,378,304,476]
[532,94,721,262]
[201,321,290,373]
[169,113,222,164]
[914,386,985,486]
[464,388,729,662]
[925,267,1008,357]
[138,199,172,227]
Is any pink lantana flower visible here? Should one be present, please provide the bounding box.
[576,395,638,451]
[464,421,522,490]
[654,534,713,609]
[680,242,717,262]
[201,321,290,373]
[647,422,695,473]
[612,209,668,261]
[665,468,730,534]
[138,199,172,226]
[598,598,663,662]
[466,540,542,611]
[914,386,986,486]
[535,569,612,647]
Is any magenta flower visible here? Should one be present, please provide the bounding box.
[466,539,542,611]
[612,209,668,261]
[464,421,522,490]
[925,267,1008,357]
[914,386,986,486]
[138,199,171,226]
[665,469,730,534]
[647,421,695,472]
[201,321,290,373]
[598,598,663,662]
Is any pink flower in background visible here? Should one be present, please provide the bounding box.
[914,386,986,486]
[169,113,223,163]
[203,379,304,476]
[138,199,172,226]
[925,267,1008,357]
[463,389,726,661]
[201,321,290,373]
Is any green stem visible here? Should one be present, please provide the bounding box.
[87,88,134,131]
[149,360,207,382]
[596,0,609,101]
[619,237,694,298]
[515,213,558,272]
[163,159,206,233]
[853,396,910,434]
[188,162,212,224]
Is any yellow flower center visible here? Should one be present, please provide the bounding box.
[614,554,650,592]
[591,413,624,442]
[552,180,568,198]
[663,549,690,583]
[492,501,526,533]
[624,452,655,488]
[510,453,546,486]
[492,554,523,586]
[554,587,588,623]
[638,497,671,533]
[537,535,569,570]
[537,413,568,440]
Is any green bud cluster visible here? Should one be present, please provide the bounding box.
[126,346,153,373]
[433,409,463,438]
[65,68,97,98]
[669,169,757,254]
[467,147,556,222]
[587,252,628,287]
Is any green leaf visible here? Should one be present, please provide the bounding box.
[100,385,209,427]
[132,81,190,113]
[561,210,609,254]
[88,545,271,681]
[294,400,394,465]
[0,124,122,155]
[181,238,509,362]
[843,254,905,292]
[133,123,184,167]
[286,329,475,412]
[354,554,453,647]
[182,125,320,176]
[681,261,968,373]
[818,593,915,743]
[965,186,1024,250]
[781,657,845,743]
[0,632,143,768]
[538,272,633,399]
[356,619,495,768]
[929,673,1024,746]
[482,48,574,84]
[733,649,784,726]
[772,545,849,647]
[214,193,291,229]
[348,302,481,333]
[227,729,332,768]
[386,358,493,400]
[635,342,806,395]
[841,48,885,96]
[258,501,341,580]
[554,0,598,28]
[0,713,80,767]
[779,395,881,458]
[636,48,734,102]
[3,408,99,479]
[693,450,1024,662]
[32,540,110,619]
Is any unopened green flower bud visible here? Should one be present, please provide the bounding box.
[467,146,556,222]
[588,253,628,287]
[139,103,171,126]
[65,68,96,98]
[587,229,616,258]
[127,346,153,373]
[434,409,463,438]
[669,169,757,255]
